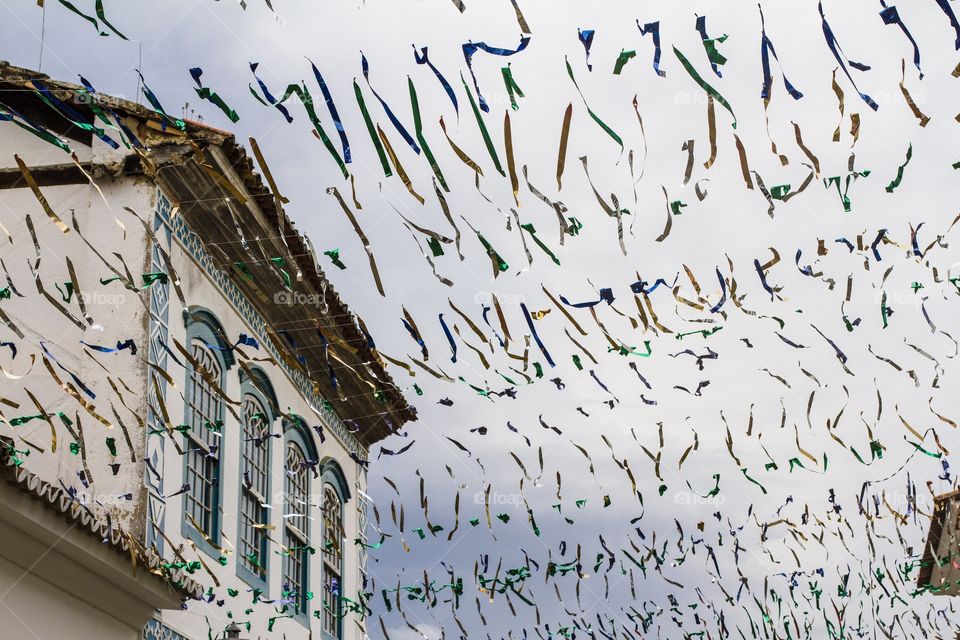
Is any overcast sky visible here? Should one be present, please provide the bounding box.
[3,0,960,637]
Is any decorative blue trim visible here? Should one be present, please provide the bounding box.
[169,212,366,458]
[145,190,173,556]
[283,424,313,628]
[235,371,274,593]
[142,619,189,640]
[180,308,229,558]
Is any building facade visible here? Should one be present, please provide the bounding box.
[0,61,414,639]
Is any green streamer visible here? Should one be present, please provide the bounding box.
[278,83,347,178]
[501,64,525,110]
[614,50,637,75]
[353,81,392,177]
[565,58,624,152]
[462,74,506,176]
[673,46,737,129]
[408,78,448,191]
[885,143,913,193]
[520,223,560,265]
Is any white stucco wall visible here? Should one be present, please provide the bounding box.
[0,126,155,538]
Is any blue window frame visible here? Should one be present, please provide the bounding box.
[282,419,317,627]
[237,366,277,590]
[181,309,233,557]
[321,460,350,640]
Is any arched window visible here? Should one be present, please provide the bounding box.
[182,309,232,552]
[282,419,316,624]
[237,367,276,587]
[321,462,349,640]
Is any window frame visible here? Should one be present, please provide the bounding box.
[236,366,277,591]
[320,461,350,640]
[282,419,316,628]
[180,309,233,559]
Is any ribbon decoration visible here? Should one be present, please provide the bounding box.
[899,60,930,127]
[673,46,737,129]
[462,35,532,112]
[189,67,239,123]
[438,314,458,363]
[759,6,803,104]
[327,187,385,297]
[461,74,505,176]
[409,78,449,191]
[578,29,596,71]
[137,70,186,131]
[29,80,119,149]
[310,59,351,164]
[520,303,555,367]
[501,64,525,110]
[78,75,142,148]
[413,46,459,114]
[361,53,421,155]
[695,15,727,77]
[614,50,636,75]
[15,155,69,233]
[55,0,128,39]
[818,1,879,111]
[81,339,136,355]
[879,3,923,78]
[353,81,392,177]
[637,21,667,77]
[0,101,71,153]
[933,0,960,49]
[565,58,624,153]
[560,288,615,308]
[885,143,913,193]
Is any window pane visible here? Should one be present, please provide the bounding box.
[184,341,221,540]
[283,440,309,615]
[239,392,270,579]
[322,484,344,638]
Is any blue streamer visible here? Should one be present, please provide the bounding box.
[578,29,596,71]
[879,3,923,77]
[360,52,421,154]
[41,342,96,399]
[630,276,677,295]
[480,305,506,348]
[32,80,119,149]
[694,15,724,78]
[309,59,351,164]
[438,313,457,363]
[80,75,142,148]
[249,62,294,123]
[637,21,666,77]
[709,269,728,313]
[818,2,879,111]
[933,0,960,49]
[413,46,459,115]
[759,6,803,101]
[521,303,555,368]
[462,35,532,112]
[560,288,614,308]
[136,70,186,131]
[402,319,428,361]
[754,259,776,300]
[81,339,136,355]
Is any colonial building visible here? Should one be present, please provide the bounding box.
[0,61,414,639]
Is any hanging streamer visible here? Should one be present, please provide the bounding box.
[818,2,879,111]
[462,35,532,112]
[637,21,667,77]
